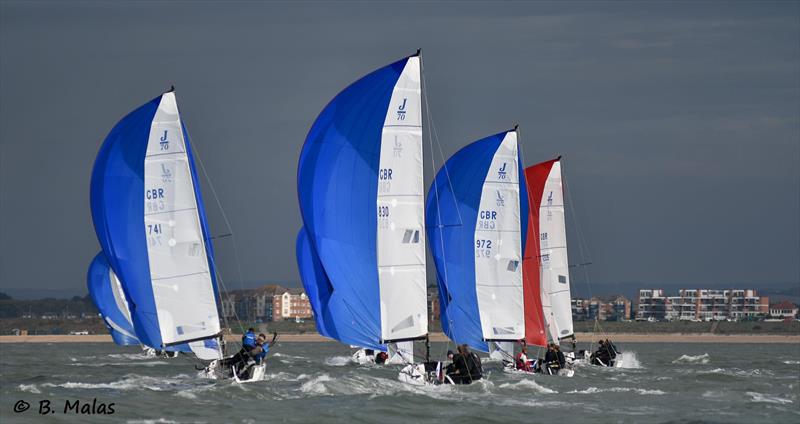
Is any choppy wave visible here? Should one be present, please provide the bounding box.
[42,374,197,392]
[498,378,557,394]
[614,351,642,369]
[672,353,710,364]
[18,384,41,394]
[747,392,793,404]
[323,356,352,367]
[567,387,665,395]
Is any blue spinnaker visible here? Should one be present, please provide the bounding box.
[296,57,411,350]
[426,130,529,352]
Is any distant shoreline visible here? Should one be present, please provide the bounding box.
[2,332,798,344]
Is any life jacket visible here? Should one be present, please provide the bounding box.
[516,353,529,370]
[242,331,256,349]
[254,343,269,363]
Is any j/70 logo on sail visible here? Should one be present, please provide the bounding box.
[396,98,407,120]
[498,163,507,180]
[159,130,169,151]
[495,190,505,207]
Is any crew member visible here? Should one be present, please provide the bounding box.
[242,328,257,352]
[516,346,532,372]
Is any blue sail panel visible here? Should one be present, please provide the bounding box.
[296,57,409,349]
[91,96,162,348]
[87,253,140,346]
[296,227,335,339]
[426,130,528,352]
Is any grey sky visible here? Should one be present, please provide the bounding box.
[1,1,798,298]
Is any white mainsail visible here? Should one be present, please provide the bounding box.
[143,92,220,346]
[376,56,427,343]
[474,131,525,341]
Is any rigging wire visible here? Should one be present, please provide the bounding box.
[420,54,457,361]
[561,161,598,349]
[182,124,248,340]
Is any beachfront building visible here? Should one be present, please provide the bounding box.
[636,289,667,321]
[572,296,632,321]
[769,301,798,319]
[221,284,305,322]
[637,288,769,321]
[273,289,312,321]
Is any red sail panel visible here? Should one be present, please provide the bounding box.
[522,157,560,347]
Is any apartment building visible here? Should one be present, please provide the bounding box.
[637,288,769,321]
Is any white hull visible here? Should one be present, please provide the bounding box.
[200,359,267,383]
[503,362,575,377]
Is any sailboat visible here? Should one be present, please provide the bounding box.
[296,51,427,366]
[90,89,259,381]
[398,128,541,384]
[496,156,577,376]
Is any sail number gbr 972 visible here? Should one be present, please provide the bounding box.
[476,239,493,257]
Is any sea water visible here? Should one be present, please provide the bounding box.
[1,342,798,423]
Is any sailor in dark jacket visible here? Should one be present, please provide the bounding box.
[543,344,560,374]
[446,344,482,384]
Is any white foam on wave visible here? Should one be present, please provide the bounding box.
[270,352,305,360]
[323,356,352,367]
[70,361,169,368]
[782,360,800,365]
[747,392,793,405]
[498,378,557,394]
[614,351,642,369]
[126,419,179,424]
[568,387,665,395]
[698,368,773,377]
[43,374,195,392]
[299,373,333,395]
[18,384,41,394]
[108,353,153,361]
[672,353,710,364]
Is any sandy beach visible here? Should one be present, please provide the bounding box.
[2,332,798,344]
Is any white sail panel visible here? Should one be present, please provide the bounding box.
[377,56,427,342]
[539,161,573,341]
[109,268,133,326]
[474,132,525,341]
[143,93,220,345]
